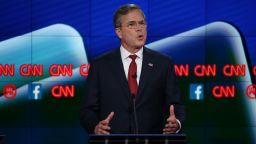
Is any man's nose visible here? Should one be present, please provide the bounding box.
[135,26,143,31]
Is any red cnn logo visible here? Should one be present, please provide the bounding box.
[20,64,43,76]
[194,64,216,77]
[80,64,90,77]
[51,85,75,98]
[246,84,256,99]
[212,85,235,98]
[0,64,14,76]
[49,64,72,76]
[222,64,245,77]
[174,64,189,77]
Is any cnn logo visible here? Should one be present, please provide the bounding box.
[51,85,75,98]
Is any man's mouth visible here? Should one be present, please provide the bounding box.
[137,35,144,40]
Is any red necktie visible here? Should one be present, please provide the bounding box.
[128,55,138,97]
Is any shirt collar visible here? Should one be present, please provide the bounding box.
[120,45,143,60]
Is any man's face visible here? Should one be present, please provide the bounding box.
[115,10,147,51]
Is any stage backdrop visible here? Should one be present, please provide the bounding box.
[0,0,255,143]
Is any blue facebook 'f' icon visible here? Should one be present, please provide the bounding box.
[190,84,204,100]
[29,83,42,100]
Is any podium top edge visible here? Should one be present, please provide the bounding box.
[89,134,186,137]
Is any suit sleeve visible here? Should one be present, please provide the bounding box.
[165,58,186,126]
[80,61,100,134]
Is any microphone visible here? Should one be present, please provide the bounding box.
[131,96,139,134]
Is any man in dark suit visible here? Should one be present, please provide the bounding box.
[80,4,185,134]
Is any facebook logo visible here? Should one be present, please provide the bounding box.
[190,84,204,100]
[29,83,42,100]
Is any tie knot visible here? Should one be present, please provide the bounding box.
[129,55,137,61]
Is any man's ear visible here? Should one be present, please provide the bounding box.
[115,28,122,39]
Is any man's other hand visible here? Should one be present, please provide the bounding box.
[94,112,114,134]
[163,105,180,134]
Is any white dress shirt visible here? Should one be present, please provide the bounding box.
[120,45,143,85]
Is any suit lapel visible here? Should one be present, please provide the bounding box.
[136,48,155,105]
[111,49,133,103]
[109,48,155,105]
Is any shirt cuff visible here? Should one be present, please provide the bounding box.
[175,119,182,133]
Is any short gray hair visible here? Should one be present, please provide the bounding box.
[113,4,145,28]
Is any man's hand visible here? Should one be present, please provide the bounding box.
[163,105,180,134]
[94,112,114,134]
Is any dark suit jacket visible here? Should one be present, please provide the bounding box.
[80,47,185,134]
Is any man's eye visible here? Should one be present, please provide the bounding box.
[128,23,135,27]
[139,22,146,25]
